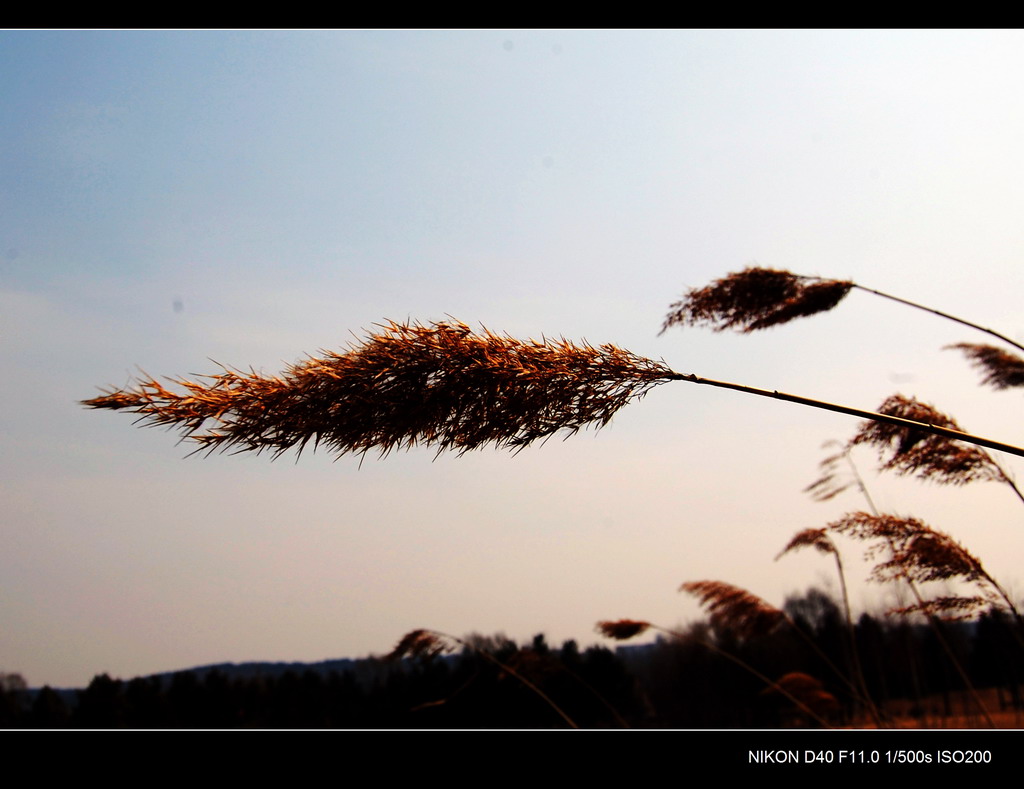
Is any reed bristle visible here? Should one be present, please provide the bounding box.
[803,446,855,502]
[83,319,676,460]
[661,267,852,334]
[680,580,785,638]
[947,343,1024,390]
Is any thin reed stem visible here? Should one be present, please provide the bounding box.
[845,282,1024,354]
[667,372,1024,460]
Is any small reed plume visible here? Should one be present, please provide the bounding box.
[680,580,786,639]
[777,528,837,559]
[947,343,1024,390]
[804,440,882,516]
[388,628,580,728]
[804,450,855,502]
[661,267,853,334]
[83,319,676,460]
[388,629,455,661]
[663,266,1024,357]
[595,620,652,640]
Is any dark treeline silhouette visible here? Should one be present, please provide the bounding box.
[4,590,1023,728]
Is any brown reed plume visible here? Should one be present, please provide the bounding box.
[663,266,1024,355]
[82,319,676,460]
[850,394,1024,504]
[947,343,1024,390]
[680,580,786,639]
[596,620,652,640]
[827,510,1004,726]
[388,629,453,661]
[388,627,580,728]
[852,395,1003,483]
[777,528,837,559]
[828,512,1019,621]
[661,267,853,334]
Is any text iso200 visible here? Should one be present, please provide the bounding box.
[937,751,992,764]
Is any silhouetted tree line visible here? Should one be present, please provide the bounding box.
[4,589,1023,728]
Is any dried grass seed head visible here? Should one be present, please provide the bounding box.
[680,580,786,639]
[83,319,676,460]
[595,620,652,640]
[804,442,858,502]
[828,512,1003,615]
[947,343,1024,390]
[850,394,1002,485]
[388,629,453,661]
[661,267,852,334]
[776,528,837,561]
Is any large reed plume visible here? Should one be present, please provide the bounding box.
[83,319,675,460]
[84,320,1024,462]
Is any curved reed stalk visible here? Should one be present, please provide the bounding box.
[666,373,1024,460]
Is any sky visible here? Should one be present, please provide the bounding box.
[4,29,1024,689]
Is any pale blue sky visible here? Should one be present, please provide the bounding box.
[4,30,1024,688]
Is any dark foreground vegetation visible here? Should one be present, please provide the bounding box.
[5,589,1023,728]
